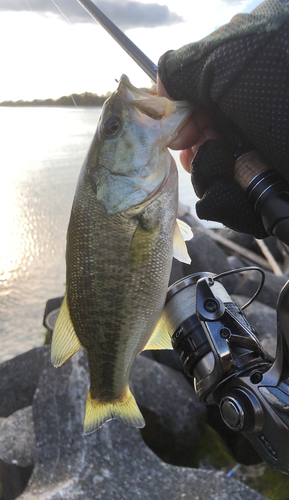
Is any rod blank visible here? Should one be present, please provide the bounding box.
[77,0,157,82]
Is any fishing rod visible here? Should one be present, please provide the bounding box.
[77,0,157,82]
[74,0,289,474]
[77,0,289,247]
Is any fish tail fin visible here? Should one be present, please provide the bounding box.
[84,387,145,435]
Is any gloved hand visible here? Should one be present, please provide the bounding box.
[157,0,289,238]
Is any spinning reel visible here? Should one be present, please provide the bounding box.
[165,267,289,474]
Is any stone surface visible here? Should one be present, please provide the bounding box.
[0,406,35,468]
[131,355,206,464]
[232,269,288,309]
[182,231,239,293]
[15,349,266,500]
[0,347,50,418]
[0,406,35,500]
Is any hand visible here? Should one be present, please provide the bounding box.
[157,74,220,172]
[157,74,268,239]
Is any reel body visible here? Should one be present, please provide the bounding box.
[164,268,289,474]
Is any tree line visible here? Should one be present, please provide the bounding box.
[0,92,111,107]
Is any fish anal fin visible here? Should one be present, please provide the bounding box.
[173,219,193,264]
[84,387,145,435]
[51,295,82,368]
[142,317,172,351]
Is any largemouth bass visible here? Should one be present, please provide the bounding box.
[51,75,193,434]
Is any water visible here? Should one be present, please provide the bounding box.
[0,106,199,363]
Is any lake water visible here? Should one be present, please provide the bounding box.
[0,106,201,363]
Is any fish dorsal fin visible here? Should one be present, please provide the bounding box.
[84,386,145,434]
[51,295,82,368]
[173,218,193,264]
[142,317,172,351]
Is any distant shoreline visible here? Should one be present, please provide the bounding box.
[0,92,110,107]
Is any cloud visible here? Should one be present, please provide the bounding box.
[2,0,183,29]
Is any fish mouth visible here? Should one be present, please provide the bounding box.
[117,74,193,145]
[117,75,169,120]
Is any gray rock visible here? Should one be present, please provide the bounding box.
[220,230,284,263]
[18,349,265,500]
[0,406,35,468]
[140,349,184,372]
[183,231,239,294]
[0,347,50,418]
[131,356,206,464]
[227,255,248,270]
[169,257,186,287]
[232,270,288,309]
[0,406,35,500]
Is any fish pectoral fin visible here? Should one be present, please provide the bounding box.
[51,295,82,368]
[142,317,172,351]
[84,387,145,435]
[173,219,193,264]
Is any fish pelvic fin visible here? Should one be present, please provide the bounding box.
[142,317,172,351]
[51,294,82,368]
[84,387,145,435]
[173,218,193,264]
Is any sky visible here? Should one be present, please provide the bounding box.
[0,0,264,102]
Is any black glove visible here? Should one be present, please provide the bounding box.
[191,140,268,238]
[158,0,289,236]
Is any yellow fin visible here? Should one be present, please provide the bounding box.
[51,295,82,368]
[142,317,172,351]
[84,387,145,434]
[173,219,193,264]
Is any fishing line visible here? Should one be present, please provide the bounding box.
[47,0,95,134]
[25,0,94,134]
[50,0,73,25]
[24,0,32,12]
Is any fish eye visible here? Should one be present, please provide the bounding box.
[103,115,122,136]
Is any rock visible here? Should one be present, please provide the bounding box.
[0,407,35,499]
[0,347,50,418]
[169,257,186,287]
[227,255,248,270]
[0,406,35,468]
[131,355,206,464]
[220,230,284,264]
[232,269,288,309]
[182,231,239,294]
[13,348,265,500]
[141,349,184,372]
[0,406,35,500]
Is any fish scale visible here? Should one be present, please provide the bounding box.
[68,162,178,399]
[51,75,193,434]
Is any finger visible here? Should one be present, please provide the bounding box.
[180,148,195,173]
[179,128,221,172]
[169,118,200,150]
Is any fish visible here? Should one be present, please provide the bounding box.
[51,75,193,434]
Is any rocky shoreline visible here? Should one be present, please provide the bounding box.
[1,211,289,499]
